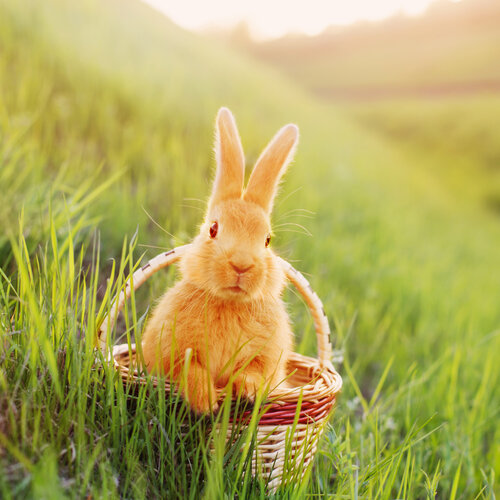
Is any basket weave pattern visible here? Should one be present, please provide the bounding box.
[97,245,342,489]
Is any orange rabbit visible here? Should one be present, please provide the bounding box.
[141,107,299,414]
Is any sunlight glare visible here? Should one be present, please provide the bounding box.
[143,0,461,39]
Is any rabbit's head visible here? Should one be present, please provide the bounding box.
[180,108,298,302]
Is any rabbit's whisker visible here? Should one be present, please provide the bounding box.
[138,244,170,250]
[183,197,207,205]
[276,186,303,207]
[180,204,205,213]
[273,222,312,236]
[141,205,186,243]
[287,284,309,311]
[275,208,315,222]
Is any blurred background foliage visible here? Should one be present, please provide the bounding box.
[0,0,499,497]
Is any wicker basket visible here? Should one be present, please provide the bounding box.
[97,244,342,490]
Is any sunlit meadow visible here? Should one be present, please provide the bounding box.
[0,0,499,498]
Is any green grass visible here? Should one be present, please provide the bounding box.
[338,96,500,210]
[1,0,499,498]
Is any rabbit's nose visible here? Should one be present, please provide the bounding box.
[230,261,254,275]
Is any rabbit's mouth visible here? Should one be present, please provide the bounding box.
[225,285,246,295]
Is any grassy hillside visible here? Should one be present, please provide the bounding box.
[236,0,500,97]
[339,95,500,210]
[1,0,499,498]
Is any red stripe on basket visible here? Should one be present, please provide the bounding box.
[229,395,337,426]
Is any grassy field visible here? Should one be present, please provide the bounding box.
[1,0,499,498]
[338,95,500,210]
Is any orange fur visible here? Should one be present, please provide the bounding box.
[141,108,299,414]
[244,124,298,214]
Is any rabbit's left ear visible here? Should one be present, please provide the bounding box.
[209,108,245,210]
[244,124,298,214]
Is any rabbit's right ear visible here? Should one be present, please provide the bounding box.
[243,123,298,214]
[208,108,245,210]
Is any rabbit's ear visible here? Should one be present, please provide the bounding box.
[244,124,298,214]
[209,107,245,209]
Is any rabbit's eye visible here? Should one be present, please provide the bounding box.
[265,233,271,247]
[209,221,218,239]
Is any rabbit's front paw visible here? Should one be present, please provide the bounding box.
[183,362,218,415]
[188,390,219,415]
[232,372,266,402]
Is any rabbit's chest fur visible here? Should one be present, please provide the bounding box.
[142,280,292,383]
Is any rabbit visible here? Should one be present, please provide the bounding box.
[141,107,299,414]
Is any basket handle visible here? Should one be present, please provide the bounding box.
[97,244,333,367]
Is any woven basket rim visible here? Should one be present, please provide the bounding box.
[110,342,341,426]
[110,343,342,401]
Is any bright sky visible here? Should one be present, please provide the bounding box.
[143,0,459,39]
